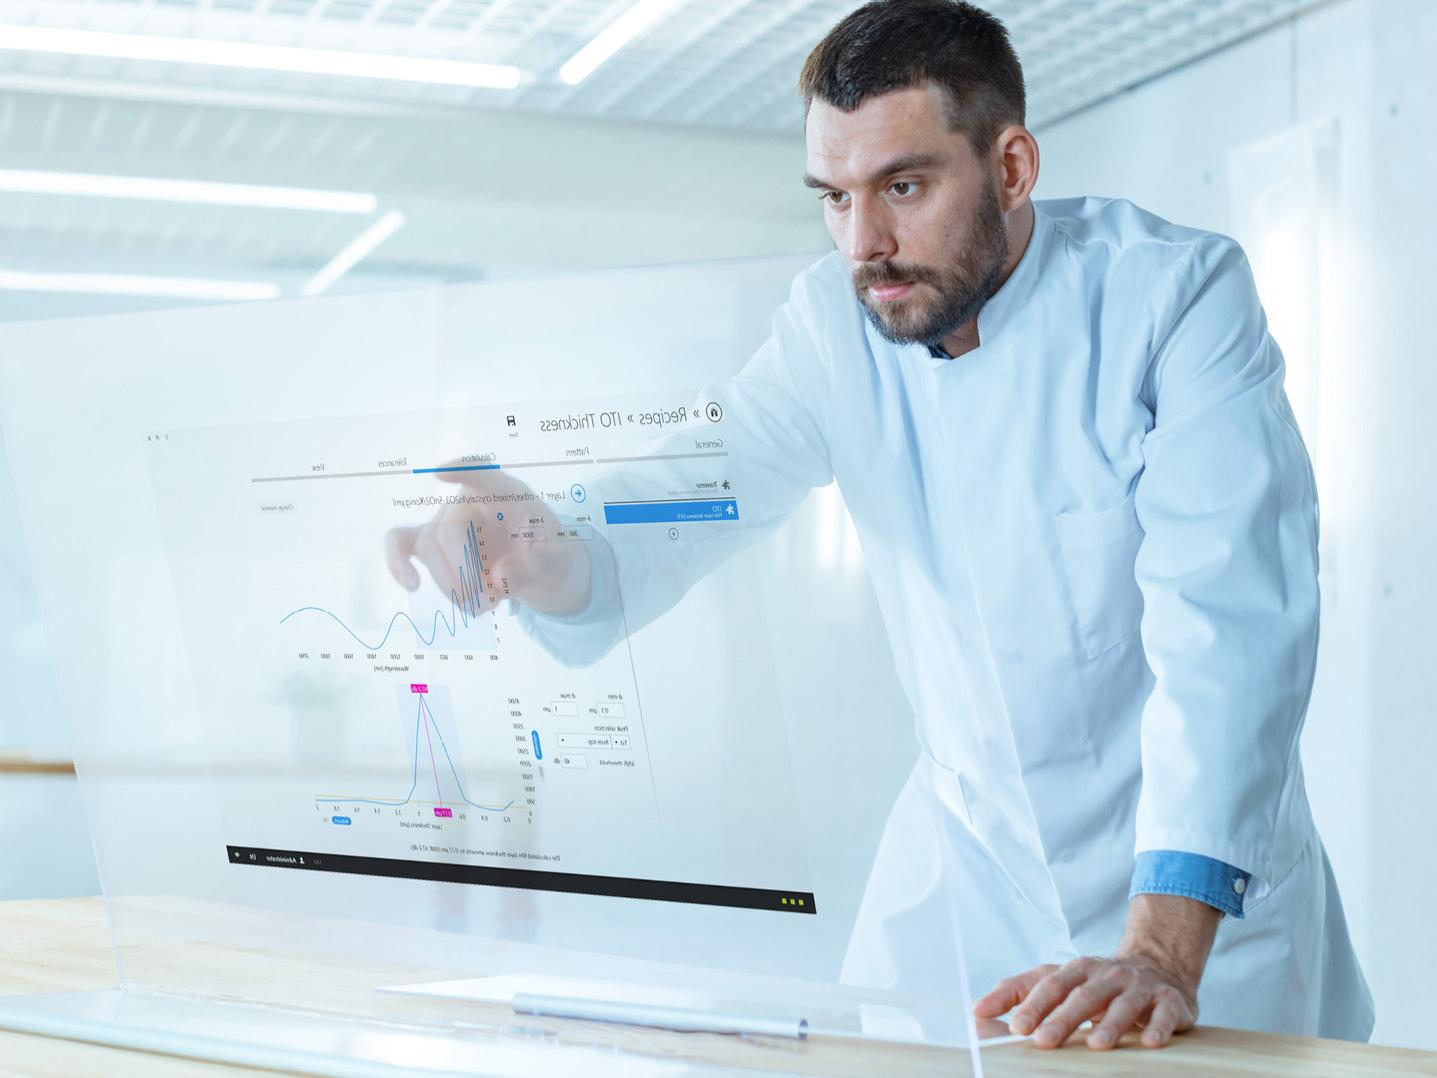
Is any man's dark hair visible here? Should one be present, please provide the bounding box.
[798,0,1026,156]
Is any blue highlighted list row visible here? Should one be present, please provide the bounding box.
[603,499,740,525]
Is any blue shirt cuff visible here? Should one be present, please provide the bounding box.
[1130,851,1251,918]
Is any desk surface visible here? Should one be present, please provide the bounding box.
[1,897,1432,1077]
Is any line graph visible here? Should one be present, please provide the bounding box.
[316,689,513,813]
[281,519,493,651]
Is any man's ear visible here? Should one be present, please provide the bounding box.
[994,125,1039,210]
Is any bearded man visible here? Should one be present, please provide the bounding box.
[390,0,1373,1047]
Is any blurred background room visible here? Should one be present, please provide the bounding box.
[0,0,1432,1052]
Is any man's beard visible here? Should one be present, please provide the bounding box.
[854,183,1009,349]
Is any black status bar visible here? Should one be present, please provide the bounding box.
[226,846,817,915]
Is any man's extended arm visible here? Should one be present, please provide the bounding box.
[390,270,838,668]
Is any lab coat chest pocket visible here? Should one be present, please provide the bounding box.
[1056,492,1145,660]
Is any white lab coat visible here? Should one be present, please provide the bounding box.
[526,196,1374,1039]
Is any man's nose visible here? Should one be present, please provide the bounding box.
[846,200,897,264]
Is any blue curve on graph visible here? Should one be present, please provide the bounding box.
[315,693,513,812]
[280,519,487,651]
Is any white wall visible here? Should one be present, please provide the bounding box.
[1034,0,1436,1049]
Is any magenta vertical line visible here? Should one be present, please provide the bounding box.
[420,697,444,806]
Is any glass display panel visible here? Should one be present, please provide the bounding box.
[0,258,996,1069]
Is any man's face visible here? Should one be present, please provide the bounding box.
[805,84,1009,347]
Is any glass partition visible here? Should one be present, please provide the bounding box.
[0,257,997,1071]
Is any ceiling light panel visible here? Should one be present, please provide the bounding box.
[0,26,523,90]
[0,268,280,301]
[0,168,377,213]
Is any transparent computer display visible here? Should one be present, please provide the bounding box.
[0,259,989,1065]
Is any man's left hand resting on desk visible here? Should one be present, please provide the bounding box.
[975,893,1220,1050]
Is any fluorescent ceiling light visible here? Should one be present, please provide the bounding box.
[302,209,406,297]
[0,25,522,90]
[0,168,377,214]
[559,0,681,85]
[0,269,281,301]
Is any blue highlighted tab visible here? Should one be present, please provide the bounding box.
[331,816,352,825]
[531,730,543,760]
[603,499,740,525]
[413,464,501,475]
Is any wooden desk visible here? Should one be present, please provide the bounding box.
[1,898,1432,1077]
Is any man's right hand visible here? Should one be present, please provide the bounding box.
[384,469,594,617]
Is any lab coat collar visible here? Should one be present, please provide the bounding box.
[977,199,1053,347]
[927,199,1054,361]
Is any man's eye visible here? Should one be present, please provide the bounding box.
[821,191,848,206]
[890,181,917,196]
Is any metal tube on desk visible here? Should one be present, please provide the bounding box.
[512,992,809,1039]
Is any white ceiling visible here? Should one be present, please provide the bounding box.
[0,0,1326,131]
[0,0,1327,316]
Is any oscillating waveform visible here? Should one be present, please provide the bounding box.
[280,519,488,650]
